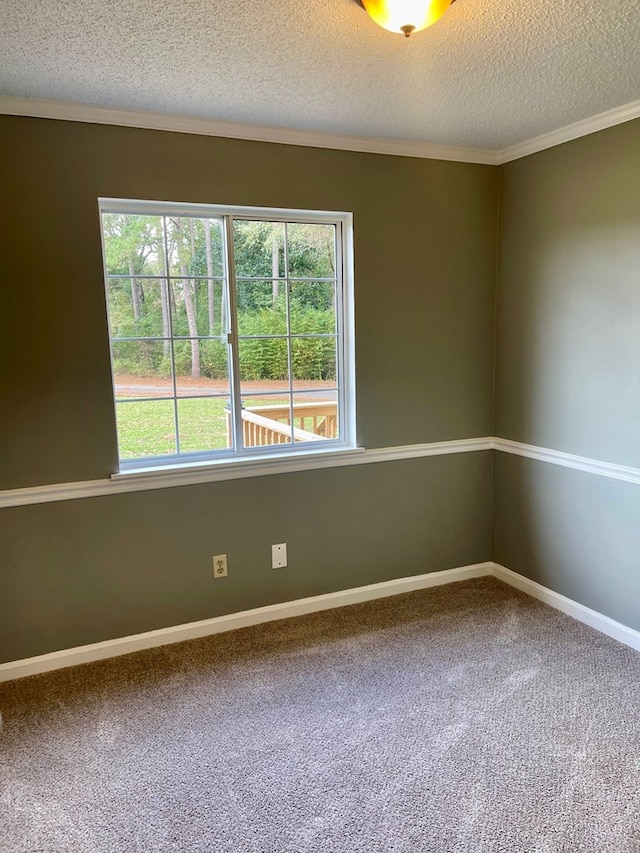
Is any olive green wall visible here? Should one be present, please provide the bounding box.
[4,113,639,662]
[494,119,640,628]
[1,117,497,491]
[0,455,492,662]
[0,116,497,663]
[495,119,640,464]
[494,453,640,631]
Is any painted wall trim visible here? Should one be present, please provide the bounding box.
[0,96,498,165]
[0,438,492,508]
[4,436,640,509]
[493,437,640,486]
[0,436,640,509]
[3,561,639,682]
[2,96,640,166]
[0,563,493,682]
[492,564,640,654]
[497,98,640,163]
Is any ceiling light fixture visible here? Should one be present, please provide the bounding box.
[357,0,454,37]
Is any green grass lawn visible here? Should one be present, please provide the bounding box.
[116,397,289,459]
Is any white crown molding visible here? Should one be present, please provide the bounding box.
[496,98,640,163]
[493,437,640,486]
[492,564,640,653]
[0,562,493,681]
[3,95,640,166]
[0,96,499,165]
[0,437,493,509]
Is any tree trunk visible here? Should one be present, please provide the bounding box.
[178,220,200,378]
[220,283,227,338]
[271,233,280,303]
[204,220,215,335]
[156,222,171,358]
[183,280,201,378]
[128,258,141,321]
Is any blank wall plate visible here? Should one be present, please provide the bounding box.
[272,543,287,569]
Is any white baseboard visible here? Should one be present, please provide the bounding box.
[491,563,640,653]
[0,562,492,683]
[2,561,639,683]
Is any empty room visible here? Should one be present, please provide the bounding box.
[1,1,640,850]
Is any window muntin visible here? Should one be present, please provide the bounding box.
[100,200,354,470]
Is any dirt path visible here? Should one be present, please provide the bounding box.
[114,374,336,397]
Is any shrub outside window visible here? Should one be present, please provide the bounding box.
[100,199,355,471]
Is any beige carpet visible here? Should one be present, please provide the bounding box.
[2,577,640,852]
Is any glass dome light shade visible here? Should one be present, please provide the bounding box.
[361,0,453,36]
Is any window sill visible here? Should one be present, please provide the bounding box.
[111,445,366,487]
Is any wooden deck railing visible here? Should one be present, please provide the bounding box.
[225,401,338,447]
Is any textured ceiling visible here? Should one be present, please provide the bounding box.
[1,0,639,150]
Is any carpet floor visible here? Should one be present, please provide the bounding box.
[1,577,640,852]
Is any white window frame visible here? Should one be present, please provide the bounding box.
[99,198,356,477]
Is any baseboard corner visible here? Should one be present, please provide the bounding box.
[4,560,636,684]
[491,563,640,653]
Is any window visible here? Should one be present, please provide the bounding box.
[100,199,355,472]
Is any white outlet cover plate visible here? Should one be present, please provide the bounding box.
[272,543,287,569]
[213,554,228,578]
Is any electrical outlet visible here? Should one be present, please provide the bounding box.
[272,543,287,569]
[213,554,228,578]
